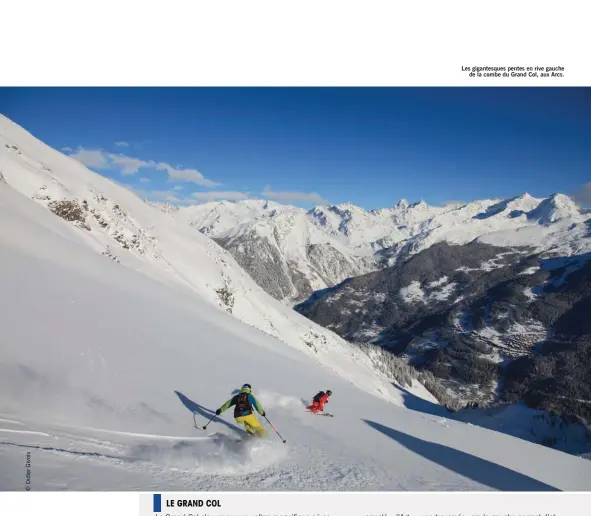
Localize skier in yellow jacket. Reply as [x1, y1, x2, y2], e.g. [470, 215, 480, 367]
[216, 384, 267, 438]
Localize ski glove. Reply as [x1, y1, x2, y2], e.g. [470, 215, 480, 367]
[261, 411, 265, 417]
[215, 409, 221, 415]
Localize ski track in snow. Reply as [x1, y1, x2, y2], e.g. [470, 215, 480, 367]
[0, 416, 388, 490]
[0, 428, 52, 437]
[0, 418, 24, 425]
[0, 417, 286, 475]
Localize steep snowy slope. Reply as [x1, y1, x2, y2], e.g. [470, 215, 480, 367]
[1, 181, 591, 491]
[0, 113, 404, 403]
[166, 192, 590, 304]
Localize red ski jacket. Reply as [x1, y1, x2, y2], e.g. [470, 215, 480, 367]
[314, 393, 329, 405]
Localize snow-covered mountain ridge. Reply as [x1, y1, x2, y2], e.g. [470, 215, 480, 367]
[162, 188, 590, 303]
[0, 113, 405, 404]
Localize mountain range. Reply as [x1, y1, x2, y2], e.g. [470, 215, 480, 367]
[162, 191, 590, 305]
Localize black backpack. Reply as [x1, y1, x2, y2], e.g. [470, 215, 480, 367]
[234, 392, 252, 417]
[313, 391, 325, 403]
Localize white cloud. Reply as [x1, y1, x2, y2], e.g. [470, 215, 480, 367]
[173, 185, 184, 191]
[571, 183, 591, 208]
[261, 186, 327, 205]
[156, 162, 221, 187]
[139, 177, 151, 184]
[192, 191, 250, 201]
[115, 141, 129, 147]
[69, 148, 110, 169]
[66, 145, 220, 187]
[61, 146, 72, 152]
[108, 153, 154, 175]
[442, 200, 465, 207]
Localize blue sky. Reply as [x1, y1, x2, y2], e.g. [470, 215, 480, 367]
[1, 87, 590, 209]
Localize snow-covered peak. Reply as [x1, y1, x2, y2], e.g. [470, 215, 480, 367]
[411, 199, 430, 209]
[527, 193, 582, 225]
[236, 198, 284, 211]
[180, 198, 287, 217]
[504, 192, 540, 211]
[326, 202, 367, 217]
[512, 192, 541, 205]
[471, 193, 543, 221]
[150, 201, 180, 213]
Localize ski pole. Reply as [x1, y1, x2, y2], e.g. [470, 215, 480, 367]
[199, 412, 217, 430]
[264, 415, 286, 443]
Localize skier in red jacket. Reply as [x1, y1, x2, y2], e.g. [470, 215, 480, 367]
[307, 390, 332, 414]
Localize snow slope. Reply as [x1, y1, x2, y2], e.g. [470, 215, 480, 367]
[0, 113, 404, 404]
[1, 181, 591, 491]
[455, 403, 591, 457]
[166, 192, 590, 303]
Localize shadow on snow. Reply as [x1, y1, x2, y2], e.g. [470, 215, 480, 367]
[363, 419, 560, 491]
[392, 383, 449, 418]
[174, 390, 244, 437]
